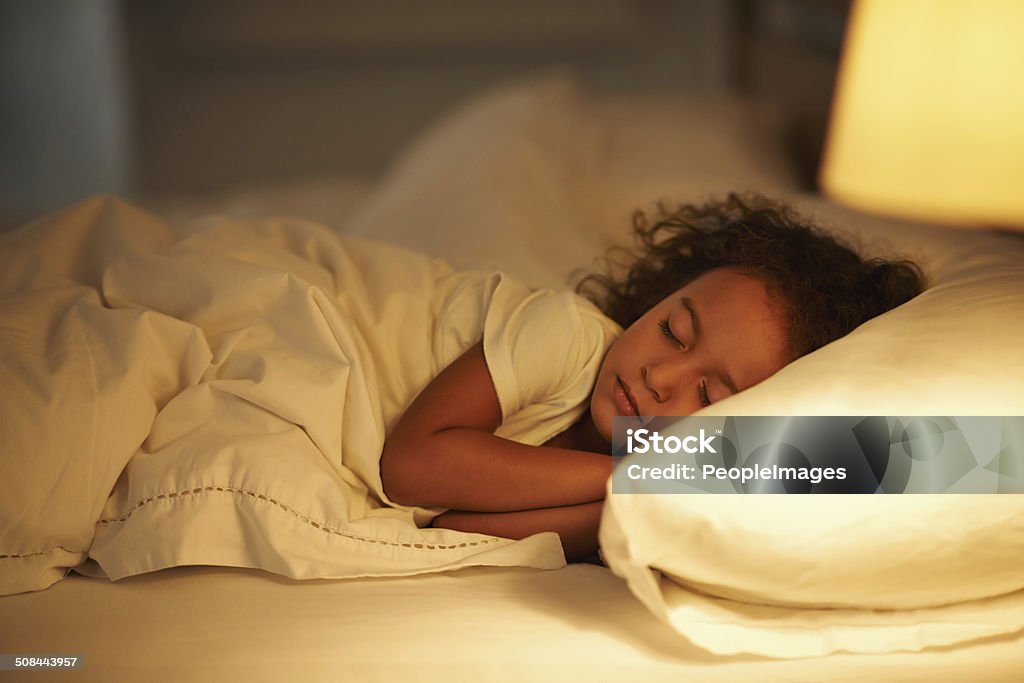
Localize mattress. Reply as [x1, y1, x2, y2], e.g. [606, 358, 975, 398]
[2, 565, 1023, 683]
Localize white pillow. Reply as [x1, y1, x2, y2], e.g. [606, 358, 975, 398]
[346, 72, 802, 286]
[346, 72, 603, 289]
[599, 197, 1024, 655]
[580, 91, 801, 246]
[600, 493, 1024, 657]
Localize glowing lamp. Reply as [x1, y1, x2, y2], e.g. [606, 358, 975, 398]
[820, 0, 1024, 230]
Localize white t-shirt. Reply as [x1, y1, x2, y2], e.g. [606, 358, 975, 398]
[480, 279, 622, 445]
[338, 236, 622, 446]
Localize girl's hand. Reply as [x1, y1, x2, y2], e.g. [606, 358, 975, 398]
[431, 501, 604, 562]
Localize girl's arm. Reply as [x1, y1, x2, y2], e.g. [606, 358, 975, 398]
[380, 342, 612, 513]
[430, 502, 603, 562]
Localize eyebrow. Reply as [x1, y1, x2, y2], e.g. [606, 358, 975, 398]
[680, 296, 701, 340]
[680, 295, 739, 395]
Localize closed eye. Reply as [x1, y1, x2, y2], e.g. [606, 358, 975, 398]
[698, 380, 711, 407]
[658, 318, 683, 348]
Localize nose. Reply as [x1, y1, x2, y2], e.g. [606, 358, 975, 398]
[642, 362, 674, 404]
[643, 356, 700, 412]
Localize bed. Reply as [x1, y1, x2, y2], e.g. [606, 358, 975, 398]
[2, 74, 1023, 682]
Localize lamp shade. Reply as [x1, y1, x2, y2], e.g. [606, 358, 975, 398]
[820, 0, 1024, 229]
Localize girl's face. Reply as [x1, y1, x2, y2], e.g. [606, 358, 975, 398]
[589, 267, 794, 442]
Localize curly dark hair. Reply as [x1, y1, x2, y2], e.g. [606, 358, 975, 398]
[576, 193, 925, 358]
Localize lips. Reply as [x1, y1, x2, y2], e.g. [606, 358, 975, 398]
[614, 377, 640, 416]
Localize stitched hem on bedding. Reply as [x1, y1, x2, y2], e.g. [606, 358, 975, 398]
[97, 485, 501, 551]
[0, 546, 87, 559]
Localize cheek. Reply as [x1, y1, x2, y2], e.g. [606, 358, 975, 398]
[592, 409, 613, 444]
[590, 375, 610, 418]
[588, 377, 614, 440]
[594, 339, 622, 394]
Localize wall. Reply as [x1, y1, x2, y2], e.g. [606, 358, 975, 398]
[121, 0, 736, 195]
[0, 0, 849, 226]
[0, 0, 132, 227]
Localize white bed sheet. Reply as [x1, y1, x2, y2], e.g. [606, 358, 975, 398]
[2, 564, 1023, 682]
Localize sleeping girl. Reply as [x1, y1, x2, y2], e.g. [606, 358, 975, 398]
[380, 192, 923, 561]
[0, 191, 923, 594]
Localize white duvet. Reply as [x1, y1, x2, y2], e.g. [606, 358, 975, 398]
[0, 196, 564, 596]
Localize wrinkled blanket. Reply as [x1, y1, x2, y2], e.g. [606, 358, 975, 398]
[0, 197, 563, 595]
